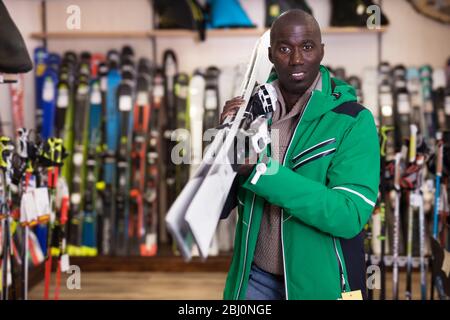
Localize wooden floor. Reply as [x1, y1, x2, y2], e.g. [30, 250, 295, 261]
[28, 271, 432, 300]
[29, 272, 228, 300]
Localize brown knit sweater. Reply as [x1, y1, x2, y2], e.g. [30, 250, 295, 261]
[253, 73, 322, 275]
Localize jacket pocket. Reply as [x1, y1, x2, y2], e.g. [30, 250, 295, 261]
[292, 148, 336, 170]
[291, 138, 336, 163]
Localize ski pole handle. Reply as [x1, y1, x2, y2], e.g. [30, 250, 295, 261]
[409, 124, 417, 163]
[380, 126, 394, 157]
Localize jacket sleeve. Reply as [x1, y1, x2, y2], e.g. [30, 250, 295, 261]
[220, 175, 239, 219]
[241, 110, 380, 239]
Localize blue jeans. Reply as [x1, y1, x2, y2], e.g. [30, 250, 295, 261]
[246, 264, 286, 300]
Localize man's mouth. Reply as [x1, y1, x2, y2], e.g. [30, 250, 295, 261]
[291, 72, 306, 80]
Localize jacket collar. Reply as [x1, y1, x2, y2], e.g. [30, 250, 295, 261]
[301, 65, 357, 122]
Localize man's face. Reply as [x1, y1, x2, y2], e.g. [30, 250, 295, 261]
[269, 23, 324, 95]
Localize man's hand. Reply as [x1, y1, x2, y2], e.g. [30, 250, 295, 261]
[237, 157, 256, 177]
[220, 96, 255, 177]
[220, 96, 245, 124]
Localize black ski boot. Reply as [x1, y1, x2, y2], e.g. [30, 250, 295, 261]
[330, 0, 389, 27]
[265, 0, 313, 27]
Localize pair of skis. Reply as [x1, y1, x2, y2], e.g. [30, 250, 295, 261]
[165, 30, 275, 261]
[115, 47, 136, 256]
[100, 50, 121, 255]
[130, 58, 158, 256]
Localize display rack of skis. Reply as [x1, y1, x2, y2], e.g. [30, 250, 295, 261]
[0, 129, 69, 300]
[30, 46, 165, 259]
[29, 45, 238, 260]
[5, 43, 450, 300]
[365, 61, 450, 300]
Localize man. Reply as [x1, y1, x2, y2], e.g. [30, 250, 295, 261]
[220, 9, 380, 300]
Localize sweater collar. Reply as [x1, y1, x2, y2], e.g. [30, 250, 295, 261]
[271, 72, 321, 123]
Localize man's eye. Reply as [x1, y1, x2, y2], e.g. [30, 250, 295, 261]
[304, 44, 313, 50]
[280, 47, 291, 53]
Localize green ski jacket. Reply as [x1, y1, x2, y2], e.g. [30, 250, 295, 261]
[223, 65, 380, 300]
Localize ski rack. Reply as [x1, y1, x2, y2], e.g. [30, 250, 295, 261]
[366, 254, 430, 268]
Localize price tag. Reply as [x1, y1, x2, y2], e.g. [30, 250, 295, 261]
[21, 192, 35, 225]
[71, 193, 81, 205]
[205, 90, 218, 110]
[397, 94, 410, 114]
[57, 87, 69, 108]
[73, 152, 84, 166]
[61, 254, 70, 272]
[381, 105, 393, 117]
[341, 290, 363, 300]
[34, 188, 50, 221]
[146, 233, 157, 247]
[153, 85, 164, 98]
[43, 78, 55, 102]
[356, 4, 365, 15]
[410, 194, 422, 207]
[90, 87, 101, 105]
[100, 77, 107, 92]
[137, 92, 148, 106]
[119, 95, 132, 111]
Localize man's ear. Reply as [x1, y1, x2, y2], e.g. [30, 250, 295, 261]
[268, 47, 273, 63]
[320, 43, 325, 61]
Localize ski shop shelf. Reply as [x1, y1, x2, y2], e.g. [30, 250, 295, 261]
[68, 255, 232, 272]
[367, 254, 430, 270]
[64, 244, 231, 272]
[30, 31, 151, 39]
[40, 244, 230, 272]
[30, 27, 387, 40]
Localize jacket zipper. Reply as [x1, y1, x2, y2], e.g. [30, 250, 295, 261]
[333, 237, 347, 293]
[280, 92, 314, 300]
[235, 194, 256, 299]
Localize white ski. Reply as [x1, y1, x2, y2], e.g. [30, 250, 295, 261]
[166, 30, 273, 261]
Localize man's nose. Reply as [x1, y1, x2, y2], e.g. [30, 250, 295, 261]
[290, 48, 304, 65]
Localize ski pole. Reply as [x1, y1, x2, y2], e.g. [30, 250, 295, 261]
[433, 132, 443, 239]
[392, 152, 402, 300]
[416, 154, 427, 300]
[0, 136, 15, 300]
[55, 181, 69, 300]
[41, 137, 65, 300]
[405, 124, 417, 300]
[431, 132, 443, 299]
[379, 125, 394, 300]
[441, 184, 449, 249]
[16, 128, 33, 300]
